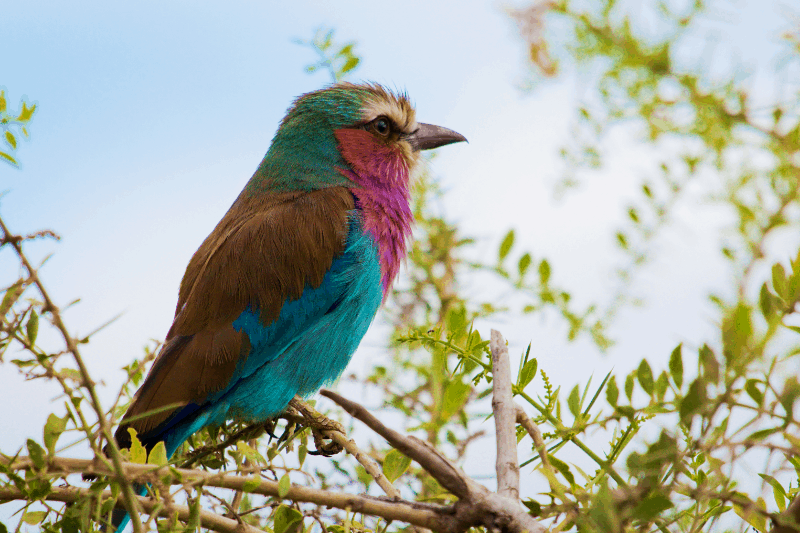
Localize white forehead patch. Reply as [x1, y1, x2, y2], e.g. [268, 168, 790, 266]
[361, 89, 417, 134]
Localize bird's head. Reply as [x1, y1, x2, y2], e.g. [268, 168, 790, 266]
[250, 82, 466, 193]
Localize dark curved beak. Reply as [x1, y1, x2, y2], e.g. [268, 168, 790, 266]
[409, 123, 467, 151]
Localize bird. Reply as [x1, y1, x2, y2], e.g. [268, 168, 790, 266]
[109, 82, 466, 530]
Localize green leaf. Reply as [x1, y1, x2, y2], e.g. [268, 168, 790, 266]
[637, 360, 654, 395]
[17, 102, 36, 122]
[22, 511, 46, 525]
[625, 373, 634, 401]
[632, 494, 673, 521]
[242, 476, 260, 493]
[699, 344, 720, 382]
[442, 380, 471, 421]
[773, 263, 788, 298]
[0, 151, 17, 166]
[4, 131, 16, 150]
[745, 379, 763, 406]
[298, 443, 307, 468]
[680, 379, 707, 423]
[278, 474, 291, 498]
[43, 413, 69, 454]
[654, 371, 669, 401]
[548, 455, 575, 485]
[499, 230, 515, 260]
[340, 56, 360, 75]
[538, 259, 551, 284]
[26, 439, 46, 470]
[759, 283, 775, 319]
[518, 358, 538, 390]
[148, 441, 168, 465]
[0, 280, 24, 317]
[382, 449, 412, 482]
[567, 384, 581, 417]
[0, 521, 7, 533]
[606, 376, 619, 406]
[669, 344, 683, 389]
[522, 498, 541, 516]
[273, 504, 303, 533]
[518, 253, 532, 277]
[0, 90, 6, 113]
[128, 428, 146, 464]
[26, 310, 39, 345]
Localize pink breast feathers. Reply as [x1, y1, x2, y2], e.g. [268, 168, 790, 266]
[334, 128, 415, 295]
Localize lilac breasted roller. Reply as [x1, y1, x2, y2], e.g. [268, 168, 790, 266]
[110, 82, 465, 530]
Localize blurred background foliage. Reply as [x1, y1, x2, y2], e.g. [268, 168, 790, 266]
[2, 0, 800, 532]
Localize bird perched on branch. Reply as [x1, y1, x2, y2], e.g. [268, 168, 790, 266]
[110, 82, 465, 530]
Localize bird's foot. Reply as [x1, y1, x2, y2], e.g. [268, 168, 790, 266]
[287, 397, 345, 456]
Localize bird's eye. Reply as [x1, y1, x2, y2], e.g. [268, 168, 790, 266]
[371, 117, 391, 137]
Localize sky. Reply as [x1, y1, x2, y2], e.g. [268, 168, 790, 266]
[1, 0, 797, 515]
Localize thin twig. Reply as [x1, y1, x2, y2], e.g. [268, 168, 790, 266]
[0, 215, 144, 533]
[490, 329, 520, 500]
[515, 405, 551, 472]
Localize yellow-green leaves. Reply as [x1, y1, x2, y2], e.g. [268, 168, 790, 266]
[668, 344, 683, 389]
[0, 90, 36, 168]
[498, 229, 515, 261]
[43, 413, 69, 454]
[25, 310, 38, 345]
[278, 474, 291, 498]
[382, 449, 411, 482]
[127, 428, 147, 464]
[272, 505, 303, 533]
[148, 441, 168, 466]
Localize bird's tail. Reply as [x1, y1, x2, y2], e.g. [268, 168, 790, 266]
[108, 483, 148, 533]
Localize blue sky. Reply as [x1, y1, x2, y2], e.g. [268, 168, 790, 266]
[1, 0, 796, 505]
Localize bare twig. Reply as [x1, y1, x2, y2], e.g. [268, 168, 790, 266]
[0, 215, 144, 533]
[515, 405, 551, 472]
[490, 329, 520, 500]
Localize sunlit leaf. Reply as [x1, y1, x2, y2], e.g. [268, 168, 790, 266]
[382, 449, 411, 482]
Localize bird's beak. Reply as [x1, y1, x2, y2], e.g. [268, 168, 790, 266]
[409, 123, 467, 151]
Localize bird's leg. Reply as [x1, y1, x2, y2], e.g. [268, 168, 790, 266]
[288, 397, 345, 457]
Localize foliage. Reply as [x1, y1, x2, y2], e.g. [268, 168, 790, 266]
[2, 5, 800, 533]
[0, 89, 36, 167]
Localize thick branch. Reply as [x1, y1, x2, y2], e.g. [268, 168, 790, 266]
[490, 329, 520, 500]
[6, 456, 455, 532]
[320, 389, 547, 533]
[0, 485, 260, 533]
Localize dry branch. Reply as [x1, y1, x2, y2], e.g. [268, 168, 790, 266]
[320, 388, 546, 533]
[490, 329, 520, 500]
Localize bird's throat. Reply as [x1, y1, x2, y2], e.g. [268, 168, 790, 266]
[334, 129, 414, 295]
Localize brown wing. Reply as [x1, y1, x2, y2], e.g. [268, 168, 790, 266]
[116, 187, 354, 446]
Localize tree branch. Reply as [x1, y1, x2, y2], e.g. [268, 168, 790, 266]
[490, 329, 520, 500]
[0, 485, 261, 533]
[289, 397, 402, 499]
[5, 456, 456, 532]
[320, 388, 547, 533]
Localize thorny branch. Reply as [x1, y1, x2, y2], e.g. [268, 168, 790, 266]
[0, 215, 145, 533]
